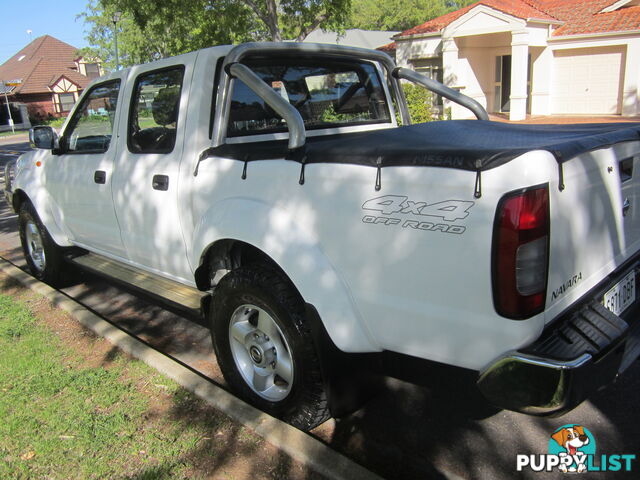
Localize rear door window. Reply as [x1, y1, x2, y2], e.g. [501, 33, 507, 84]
[128, 66, 185, 154]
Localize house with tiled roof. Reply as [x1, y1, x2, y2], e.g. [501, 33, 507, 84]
[0, 35, 102, 128]
[394, 0, 640, 120]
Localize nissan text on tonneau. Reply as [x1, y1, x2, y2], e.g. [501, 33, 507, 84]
[6, 42, 640, 430]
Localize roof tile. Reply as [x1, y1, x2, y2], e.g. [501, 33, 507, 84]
[399, 0, 557, 37]
[0, 35, 92, 95]
[398, 0, 640, 38]
[377, 41, 397, 52]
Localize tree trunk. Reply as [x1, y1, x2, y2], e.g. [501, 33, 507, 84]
[296, 13, 329, 42]
[265, 0, 281, 41]
[242, 0, 282, 41]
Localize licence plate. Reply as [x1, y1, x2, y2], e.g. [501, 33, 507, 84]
[603, 271, 636, 316]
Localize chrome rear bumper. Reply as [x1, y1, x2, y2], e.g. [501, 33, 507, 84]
[478, 263, 640, 416]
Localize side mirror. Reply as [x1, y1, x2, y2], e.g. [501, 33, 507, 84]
[29, 126, 59, 150]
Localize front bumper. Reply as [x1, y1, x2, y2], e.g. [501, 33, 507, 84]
[478, 261, 640, 416]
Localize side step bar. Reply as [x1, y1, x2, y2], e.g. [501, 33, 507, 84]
[68, 252, 208, 316]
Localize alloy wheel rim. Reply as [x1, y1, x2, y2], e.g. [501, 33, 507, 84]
[228, 304, 294, 401]
[25, 220, 46, 272]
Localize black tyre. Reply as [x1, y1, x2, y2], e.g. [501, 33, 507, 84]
[18, 202, 67, 286]
[210, 265, 330, 431]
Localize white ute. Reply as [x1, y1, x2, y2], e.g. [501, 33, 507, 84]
[6, 42, 640, 430]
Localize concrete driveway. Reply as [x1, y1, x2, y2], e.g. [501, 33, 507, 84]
[1, 136, 638, 480]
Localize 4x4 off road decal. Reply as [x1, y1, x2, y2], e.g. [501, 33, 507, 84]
[361, 195, 474, 235]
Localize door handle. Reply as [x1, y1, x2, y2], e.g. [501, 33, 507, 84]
[94, 170, 106, 184]
[152, 174, 169, 191]
[623, 198, 631, 217]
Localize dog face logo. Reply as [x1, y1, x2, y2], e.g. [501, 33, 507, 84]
[549, 425, 596, 473]
[552, 426, 590, 456]
[518, 424, 634, 473]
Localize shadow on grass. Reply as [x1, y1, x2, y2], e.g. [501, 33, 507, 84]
[76, 331, 321, 480]
[120, 372, 323, 480]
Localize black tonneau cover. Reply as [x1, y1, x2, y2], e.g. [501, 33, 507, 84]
[211, 120, 640, 171]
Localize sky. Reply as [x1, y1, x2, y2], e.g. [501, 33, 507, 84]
[0, 0, 90, 64]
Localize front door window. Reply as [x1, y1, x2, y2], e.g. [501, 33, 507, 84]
[64, 81, 120, 153]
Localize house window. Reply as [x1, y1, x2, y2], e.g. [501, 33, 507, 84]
[494, 55, 512, 113]
[84, 63, 100, 79]
[57, 93, 76, 113]
[494, 54, 531, 114]
[412, 58, 444, 107]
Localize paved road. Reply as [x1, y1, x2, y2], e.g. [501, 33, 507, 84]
[1, 141, 638, 480]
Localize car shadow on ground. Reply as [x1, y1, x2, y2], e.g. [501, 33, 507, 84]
[325, 359, 640, 480]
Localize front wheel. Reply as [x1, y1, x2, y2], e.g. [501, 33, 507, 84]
[18, 202, 67, 286]
[210, 265, 330, 431]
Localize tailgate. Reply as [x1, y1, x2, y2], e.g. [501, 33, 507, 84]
[546, 140, 640, 323]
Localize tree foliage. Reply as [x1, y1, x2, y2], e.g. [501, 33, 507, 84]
[80, 0, 352, 70]
[79, 0, 260, 70]
[242, 0, 352, 41]
[349, 0, 476, 31]
[403, 84, 434, 123]
[80, 0, 477, 70]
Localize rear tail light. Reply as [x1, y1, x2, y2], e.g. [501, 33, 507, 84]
[492, 185, 549, 319]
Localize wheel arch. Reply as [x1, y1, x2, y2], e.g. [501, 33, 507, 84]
[12, 188, 29, 213]
[194, 238, 278, 290]
[13, 188, 72, 247]
[194, 235, 379, 353]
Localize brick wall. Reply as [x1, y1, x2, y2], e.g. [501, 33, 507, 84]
[15, 93, 59, 122]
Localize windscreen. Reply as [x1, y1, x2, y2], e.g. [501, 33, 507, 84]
[227, 56, 391, 137]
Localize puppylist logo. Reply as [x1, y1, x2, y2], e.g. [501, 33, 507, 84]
[516, 424, 636, 473]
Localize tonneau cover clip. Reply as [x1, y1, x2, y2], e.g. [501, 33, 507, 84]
[474, 159, 482, 198]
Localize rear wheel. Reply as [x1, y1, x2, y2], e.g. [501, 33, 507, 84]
[210, 265, 330, 431]
[18, 202, 66, 286]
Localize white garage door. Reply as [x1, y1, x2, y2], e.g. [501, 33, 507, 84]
[551, 46, 625, 115]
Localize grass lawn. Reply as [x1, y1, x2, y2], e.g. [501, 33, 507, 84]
[0, 276, 321, 479]
[138, 116, 160, 129]
[0, 131, 27, 138]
